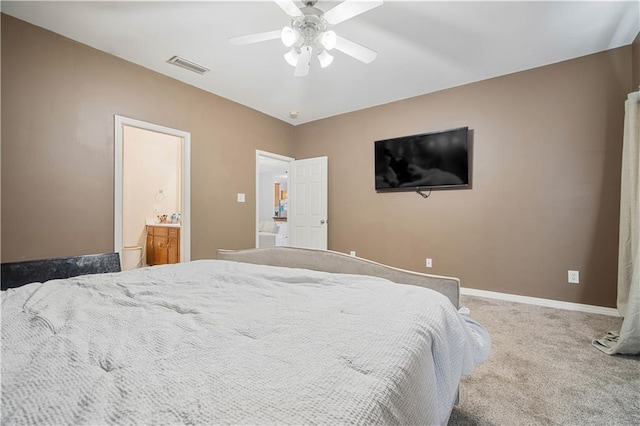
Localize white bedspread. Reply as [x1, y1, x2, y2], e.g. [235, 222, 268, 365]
[1, 260, 488, 425]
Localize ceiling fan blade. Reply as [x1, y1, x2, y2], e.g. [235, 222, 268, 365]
[335, 36, 377, 64]
[229, 30, 281, 46]
[274, 0, 304, 18]
[294, 46, 312, 77]
[323, 0, 383, 25]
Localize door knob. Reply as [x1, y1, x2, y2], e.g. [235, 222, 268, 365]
[320, 219, 327, 225]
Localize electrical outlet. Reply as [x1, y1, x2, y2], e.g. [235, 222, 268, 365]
[568, 270, 579, 284]
[426, 258, 433, 268]
[349, 251, 356, 257]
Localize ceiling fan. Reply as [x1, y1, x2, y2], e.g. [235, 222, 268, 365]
[230, 0, 383, 77]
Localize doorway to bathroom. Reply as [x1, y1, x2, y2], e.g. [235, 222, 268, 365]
[114, 116, 191, 269]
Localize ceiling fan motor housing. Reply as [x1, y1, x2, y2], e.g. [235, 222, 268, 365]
[291, 6, 330, 53]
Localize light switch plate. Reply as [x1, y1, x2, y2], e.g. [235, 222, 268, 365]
[568, 270, 579, 284]
[237, 193, 245, 203]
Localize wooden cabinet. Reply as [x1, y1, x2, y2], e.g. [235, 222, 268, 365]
[274, 183, 287, 218]
[146, 226, 180, 266]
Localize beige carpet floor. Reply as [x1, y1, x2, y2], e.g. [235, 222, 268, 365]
[448, 295, 640, 425]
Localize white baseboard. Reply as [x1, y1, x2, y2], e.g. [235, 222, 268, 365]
[460, 287, 620, 317]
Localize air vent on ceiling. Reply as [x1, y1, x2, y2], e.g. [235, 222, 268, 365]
[167, 55, 211, 75]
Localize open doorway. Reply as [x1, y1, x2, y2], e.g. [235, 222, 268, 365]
[256, 150, 293, 248]
[255, 151, 329, 250]
[115, 116, 191, 268]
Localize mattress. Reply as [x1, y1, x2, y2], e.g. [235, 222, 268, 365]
[1, 259, 488, 425]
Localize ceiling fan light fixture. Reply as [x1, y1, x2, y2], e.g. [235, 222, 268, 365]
[281, 26, 299, 47]
[284, 48, 300, 67]
[231, 0, 381, 77]
[320, 30, 337, 50]
[317, 49, 333, 68]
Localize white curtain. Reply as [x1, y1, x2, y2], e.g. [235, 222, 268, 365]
[593, 90, 640, 355]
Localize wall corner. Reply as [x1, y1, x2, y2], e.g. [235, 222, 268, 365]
[632, 31, 640, 90]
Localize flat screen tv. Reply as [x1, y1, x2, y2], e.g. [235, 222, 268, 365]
[375, 127, 470, 191]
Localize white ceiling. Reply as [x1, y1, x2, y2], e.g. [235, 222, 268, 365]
[3, 1, 639, 125]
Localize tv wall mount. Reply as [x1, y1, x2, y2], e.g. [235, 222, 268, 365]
[416, 188, 432, 198]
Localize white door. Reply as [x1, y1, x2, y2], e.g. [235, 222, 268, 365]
[289, 156, 328, 249]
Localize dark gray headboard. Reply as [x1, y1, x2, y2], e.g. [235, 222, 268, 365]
[1, 253, 121, 290]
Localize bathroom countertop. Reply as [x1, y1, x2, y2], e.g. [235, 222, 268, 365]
[147, 223, 181, 228]
[146, 219, 181, 228]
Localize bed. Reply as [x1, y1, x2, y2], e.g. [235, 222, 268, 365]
[1, 248, 489, 425]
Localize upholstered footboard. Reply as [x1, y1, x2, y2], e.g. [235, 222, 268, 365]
[216, 247, 460, 308]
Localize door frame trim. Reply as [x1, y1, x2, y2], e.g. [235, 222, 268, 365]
[114, 115, 191, 262]
[255, 150, 294, 248]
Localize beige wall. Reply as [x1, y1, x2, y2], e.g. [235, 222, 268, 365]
[123, 126, 181, 248]
[293, 47, 632, 307]
[633, 32, 639, 89]
[1, 14, 294, 262]
[0, 14, 3, 262]
[1, 13, 635, 307]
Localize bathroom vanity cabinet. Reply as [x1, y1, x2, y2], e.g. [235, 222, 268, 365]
[146, 225, 180, 265]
